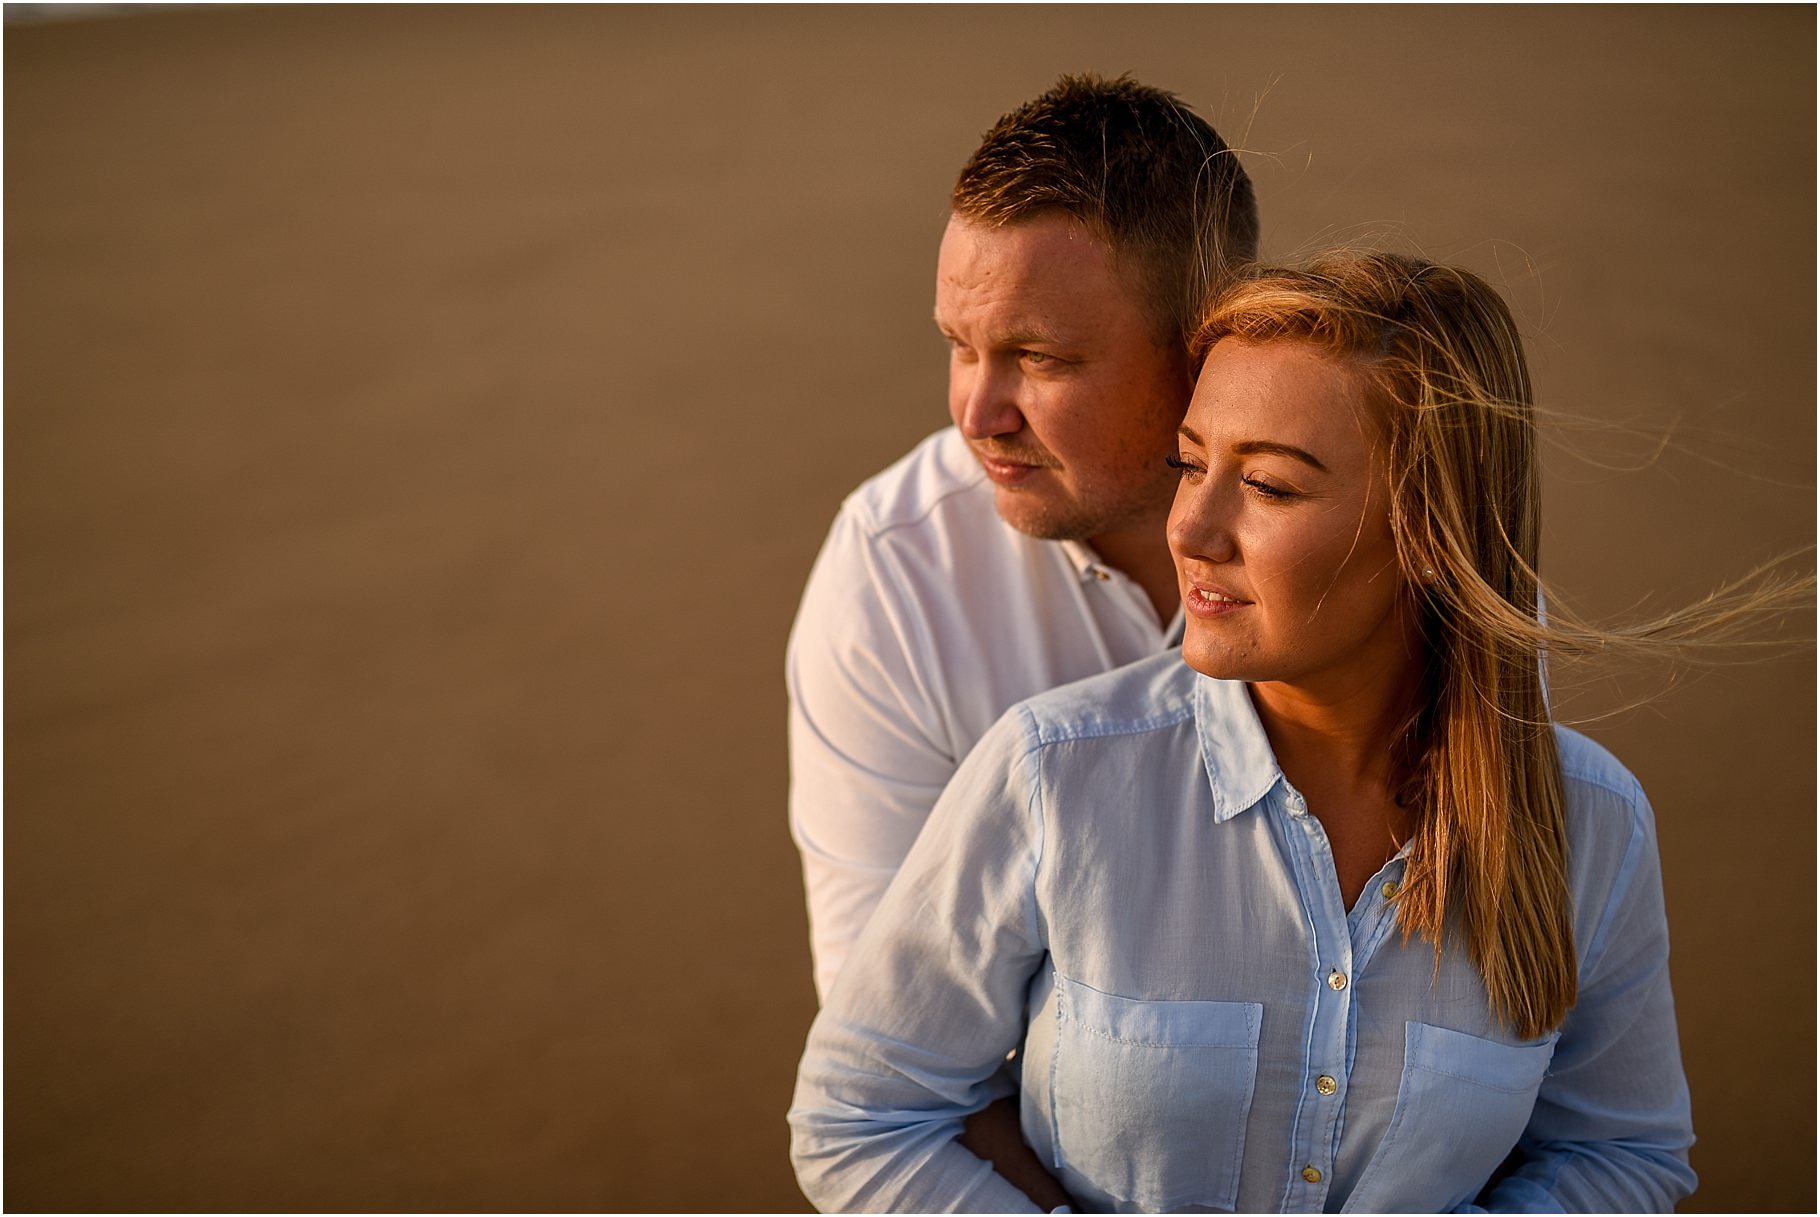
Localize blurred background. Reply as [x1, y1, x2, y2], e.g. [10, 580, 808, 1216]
[5, 4, 1812, 1212]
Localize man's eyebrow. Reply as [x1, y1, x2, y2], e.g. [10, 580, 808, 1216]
[1177, 425, 1329, 473]
[929, 314, 1063, 347]
[998, 327, 1063, 347]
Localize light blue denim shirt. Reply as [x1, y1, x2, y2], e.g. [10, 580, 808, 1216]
[789, 653, 1695, 1213]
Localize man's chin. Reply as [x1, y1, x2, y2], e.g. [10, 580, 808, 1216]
[991, 488, 1096, 543]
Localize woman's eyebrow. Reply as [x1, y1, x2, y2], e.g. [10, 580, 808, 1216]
[1177, 426, 1330, 473]
[1233, 439, 1329, 473]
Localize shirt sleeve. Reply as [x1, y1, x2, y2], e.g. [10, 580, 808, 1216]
[1470, 780, 1698, 1213]
[788, 705, 1049, 1213]
[787, 504, 959, 1001]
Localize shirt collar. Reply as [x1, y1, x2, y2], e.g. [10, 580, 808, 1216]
[1192, 674, 1285, 823]
[1057, 539, 1105, 581]
[1059, 543, 1186, 640]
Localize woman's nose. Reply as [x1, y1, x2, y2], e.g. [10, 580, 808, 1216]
[1168, 486, 1239, 564]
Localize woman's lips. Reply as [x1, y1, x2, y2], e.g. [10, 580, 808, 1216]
[1183, 583, 1252, 617]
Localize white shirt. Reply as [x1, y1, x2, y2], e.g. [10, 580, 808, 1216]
[789, 654, 1696, 1213]
[787, 427, 1183, 999]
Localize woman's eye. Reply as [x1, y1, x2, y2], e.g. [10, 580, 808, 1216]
[1243, 475, 1295, 500]
[1165, 455, 1203, 479]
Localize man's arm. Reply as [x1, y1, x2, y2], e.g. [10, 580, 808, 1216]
[960, 1097, 1075, 1212]
[787, 505, 957, 1000]
[788, 507, 1071, 1208]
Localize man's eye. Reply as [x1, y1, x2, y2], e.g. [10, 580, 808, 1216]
[1020, 350, 1052, 365]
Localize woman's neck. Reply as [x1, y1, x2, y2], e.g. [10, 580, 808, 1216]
[1249, 657, 1426, 907]
[1246, 627, 1427, 809]
[1249, 679, 1412, 793]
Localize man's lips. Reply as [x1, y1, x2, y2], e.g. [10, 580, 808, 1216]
[972, 446, 1056, 484]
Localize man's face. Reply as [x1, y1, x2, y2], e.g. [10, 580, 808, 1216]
[934, 213, 1192, 546]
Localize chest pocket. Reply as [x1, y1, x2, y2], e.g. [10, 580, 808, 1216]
[1342, 1020, 1558, 1213]
[1049, 975, 1261, 1212]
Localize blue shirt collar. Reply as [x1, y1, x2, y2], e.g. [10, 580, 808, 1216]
[1192, 674, 1285, 823]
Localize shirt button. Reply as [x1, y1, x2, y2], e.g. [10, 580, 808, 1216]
[1315, 1074, 1338, 1096]
[1381, 881, 1398, 899]
[1301, 1165, 1323, 1184]
[1327, 970, 1348, 991]
[1092, 568, 1110, 582]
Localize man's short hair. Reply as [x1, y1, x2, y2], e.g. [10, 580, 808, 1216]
[951, 73, 1260, 344]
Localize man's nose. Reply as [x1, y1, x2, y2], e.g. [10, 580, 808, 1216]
[953, 361, 1024, 440]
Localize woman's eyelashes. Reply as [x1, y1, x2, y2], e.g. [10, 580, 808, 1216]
[1166, 455, 1300, 501]
[1242, 474, 1297, 500]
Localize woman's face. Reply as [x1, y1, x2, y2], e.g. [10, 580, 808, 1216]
[1167, 337, 1420, 696]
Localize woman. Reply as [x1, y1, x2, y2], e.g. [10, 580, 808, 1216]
[789, 253, 1699, 1213]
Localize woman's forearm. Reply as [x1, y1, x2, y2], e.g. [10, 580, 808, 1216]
[788, 707, 1054, 1211]
[789, 1012, 1045, 1212]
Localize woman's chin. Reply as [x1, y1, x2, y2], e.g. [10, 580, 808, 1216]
[1180, 640, 1264, 683]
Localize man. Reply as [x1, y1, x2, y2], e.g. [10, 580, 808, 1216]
[790, 72, 1258, 997]
[786, 74, 1258, 1202]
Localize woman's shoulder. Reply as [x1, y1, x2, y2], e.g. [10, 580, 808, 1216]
[1552, 724, 1649, 820]
[1008, 651, 1199, 747]
[1551, 724, 1663, 921]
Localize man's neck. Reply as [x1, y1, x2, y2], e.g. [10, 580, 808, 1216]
[1085, 517, 1180, 626]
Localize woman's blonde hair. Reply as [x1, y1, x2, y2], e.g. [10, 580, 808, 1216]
[1196, 252, 1808, 1035]
[1193, 252, 1576, 1038]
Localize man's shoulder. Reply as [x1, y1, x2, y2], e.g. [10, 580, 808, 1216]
[795, 426, 1041, 663]
[839, 427, 993, 540]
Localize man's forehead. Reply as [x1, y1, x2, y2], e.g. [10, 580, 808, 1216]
[934, 212, 1157, 339]
[936, 213, 1110, 277]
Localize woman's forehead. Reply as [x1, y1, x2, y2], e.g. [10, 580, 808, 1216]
[1188, 338, 1381, 465]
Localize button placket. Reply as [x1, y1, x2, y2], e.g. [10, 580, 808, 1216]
[1300, 952, 1352, 1204]
[1280, 798, 1351, 1211]
[1299, 856, 1405, 1207]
